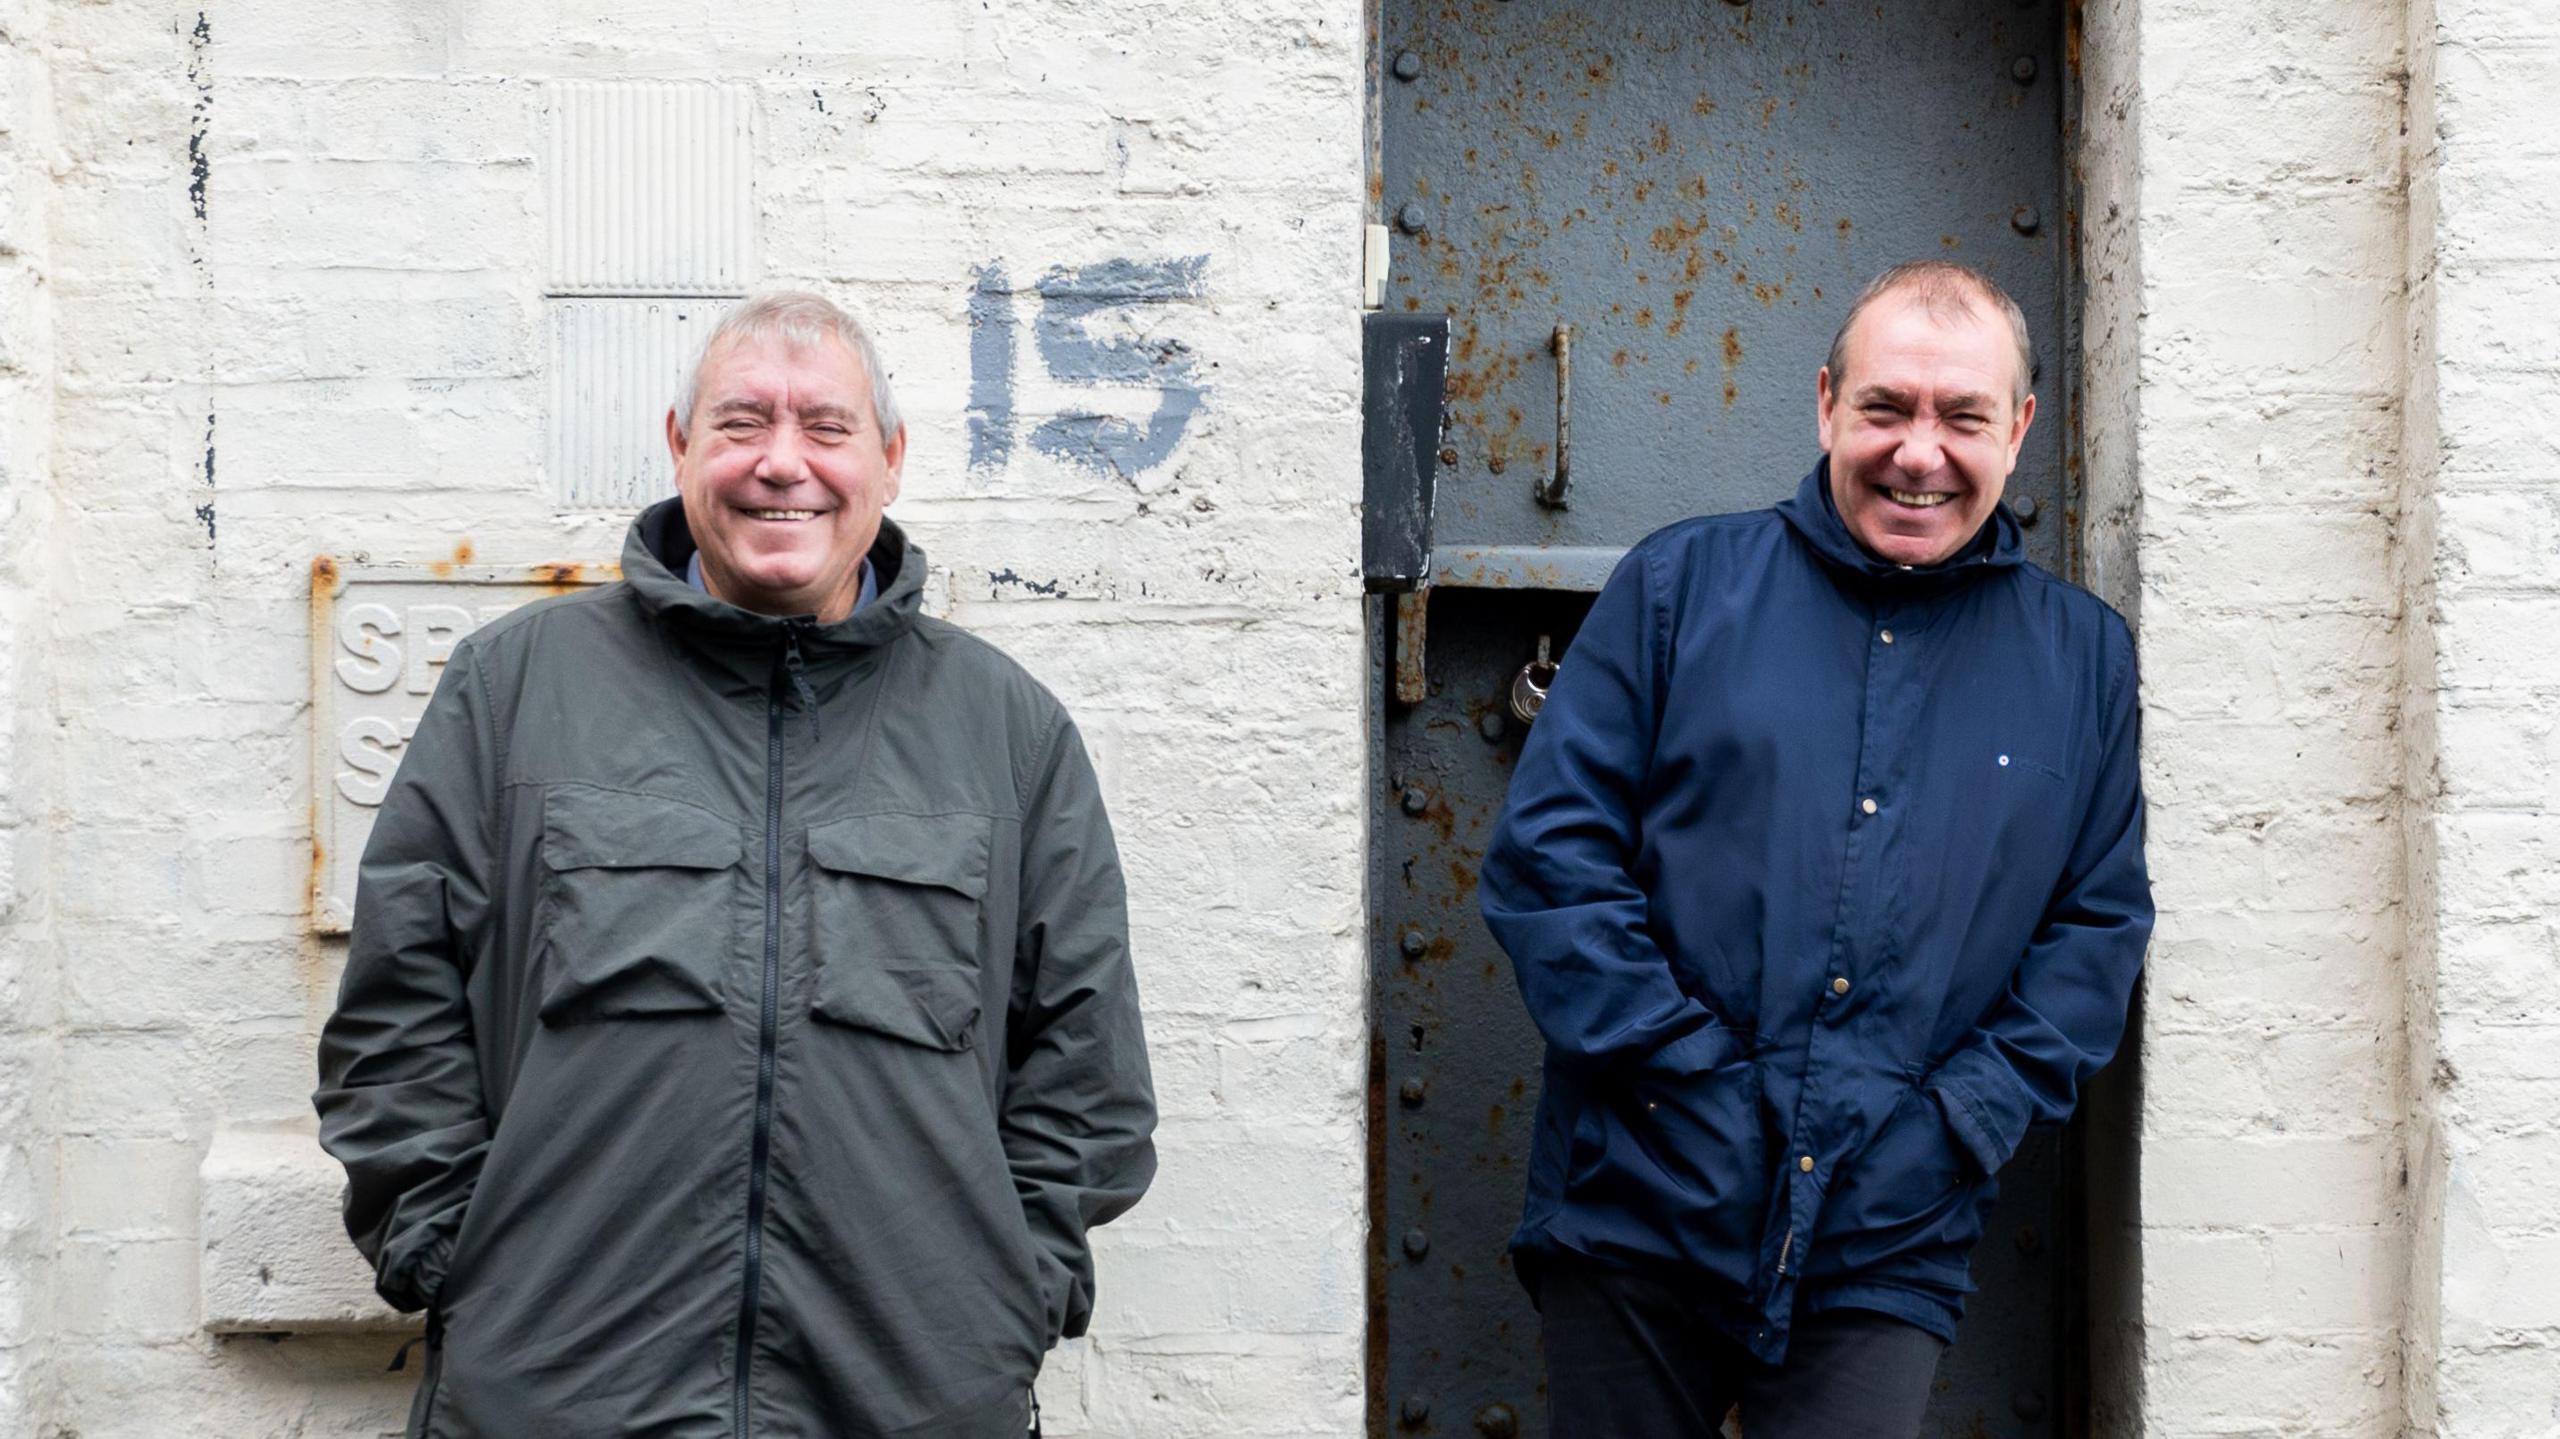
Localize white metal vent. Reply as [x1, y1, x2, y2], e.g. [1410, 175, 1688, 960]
[545, 81, 754, 296]
[547, 298, 736, 509]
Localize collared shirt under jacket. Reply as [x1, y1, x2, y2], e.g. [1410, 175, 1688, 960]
[315, 502, 1157, 1438]
[1480, 463, 2152, 1361]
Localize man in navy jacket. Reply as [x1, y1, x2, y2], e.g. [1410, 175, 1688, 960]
[1480, 261, 2152, 1437]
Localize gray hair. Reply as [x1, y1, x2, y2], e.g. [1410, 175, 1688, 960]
[1824, 261, 2034, 410]
[672, 289, 902, 441]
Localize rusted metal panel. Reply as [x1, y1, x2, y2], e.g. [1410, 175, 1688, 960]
[308, 557, 617, 935]
[1375, 588, 1597, 1439]
[1430, 543, 1623, 592]
[1379, 0, 2068, 571]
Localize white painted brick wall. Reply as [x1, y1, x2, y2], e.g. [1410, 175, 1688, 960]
[0, 0, 57, 1432]
[2099, 1, 2421, 1433]
[2406, 0, 2560, 1432]
[19, 1, 1365, 1435]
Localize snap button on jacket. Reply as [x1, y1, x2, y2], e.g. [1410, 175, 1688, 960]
[316, 503, 1158, 1438]
[1482, 464, 2151, 1362]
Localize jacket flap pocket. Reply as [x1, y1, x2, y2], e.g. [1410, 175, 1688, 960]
[812, 964, 983, 1052]
[806, 813, 991, 899]
[543, 788, 743, 872]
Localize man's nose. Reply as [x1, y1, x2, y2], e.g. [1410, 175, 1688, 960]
[753, 425, 814, 482]
[1894, 424, 1945, 476]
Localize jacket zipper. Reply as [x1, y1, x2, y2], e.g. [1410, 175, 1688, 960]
[406, 1305, 445, 1438]
[733, 634, 794, 1438]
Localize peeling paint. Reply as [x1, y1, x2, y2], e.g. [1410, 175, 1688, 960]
[987, 568, 1068, 598]
[196, 403, 216, 542]
[185, 13, 210, 224]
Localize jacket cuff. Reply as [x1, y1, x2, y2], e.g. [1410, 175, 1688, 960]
[1926, 1050, 2031, 1179]
[1640, 1023, 1743, 1079]
[374, 1228, 456, 1315]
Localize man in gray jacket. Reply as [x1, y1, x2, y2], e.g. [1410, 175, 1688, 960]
[315, 291, 1157, 1439]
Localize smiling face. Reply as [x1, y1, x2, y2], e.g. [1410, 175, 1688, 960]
[1816, 289, 2035, 567]
[667, 330, 906, 623]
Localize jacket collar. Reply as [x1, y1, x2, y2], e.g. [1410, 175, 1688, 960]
[623, 497, 927, 657]
[1774, 457, 2024, 597]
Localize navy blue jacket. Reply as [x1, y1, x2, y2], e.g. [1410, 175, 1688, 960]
[1481, 463, 2151, 1360]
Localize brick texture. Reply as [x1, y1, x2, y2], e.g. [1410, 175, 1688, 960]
[0, 0, 59, 1431]
[2091, 0, 2421, 1432]
[2404, 0, 2560, 1433]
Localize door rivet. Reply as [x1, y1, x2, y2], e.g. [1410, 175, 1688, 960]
[1404, 1227, 1431, 1260]
[1402, 786, 1430, 815]
[2012, 494, 2041, 524]
[2011, 55, 2038, 84]
[1393, 50, 1424, 82]
[1401, 1077, 1428, 1106]
[1477, 1403, 1521, 1438]
[2014, 1390, 2049, 1423]
[1401, 929, 1429, 959]
[1438, 445, 1459, 467]
[1397, 203, 1429, 235]
[1478, 710, 1507, 742]
[2011, 204, 2042, 235]
[1402, 1396, 1431, 1426]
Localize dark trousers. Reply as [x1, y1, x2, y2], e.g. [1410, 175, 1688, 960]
[1540, 1258, 1946, 1439]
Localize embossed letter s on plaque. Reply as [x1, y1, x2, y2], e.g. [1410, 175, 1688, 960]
[308, 560, 613, 934]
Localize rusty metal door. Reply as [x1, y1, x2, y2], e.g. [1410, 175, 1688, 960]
[1365, 3, 2078, 1437]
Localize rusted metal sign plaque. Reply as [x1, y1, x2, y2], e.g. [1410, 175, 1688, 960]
[308, 559, 616, 934]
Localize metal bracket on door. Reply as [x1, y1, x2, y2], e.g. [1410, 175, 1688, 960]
[1531, 323, 1572, 510]
[1362, 313, 1452, 591]
[1393, 590, 1431, 705]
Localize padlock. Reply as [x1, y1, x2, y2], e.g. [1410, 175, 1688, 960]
[1509, 636, 1557, 724]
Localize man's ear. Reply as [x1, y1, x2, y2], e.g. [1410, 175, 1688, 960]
[1815, 366, 1839, 454]
[881, 424, 907, 507]
[2006, 392, 2037, 467]
[666, 408, 689, 469]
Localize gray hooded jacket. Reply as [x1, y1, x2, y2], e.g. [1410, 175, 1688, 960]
[315, 501, 1157, 1438]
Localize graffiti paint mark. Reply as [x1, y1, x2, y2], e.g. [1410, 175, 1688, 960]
[967, 255, 1211, 481]
[186, 13, 211, 224]
[196, 403, 216, 543]
[1027, 255, 1209, 479]
[988, 568, 1068, 598]
[967, 263, 1017, 471]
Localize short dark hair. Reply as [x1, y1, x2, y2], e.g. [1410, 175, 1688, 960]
[1824, 261, 2034, 409]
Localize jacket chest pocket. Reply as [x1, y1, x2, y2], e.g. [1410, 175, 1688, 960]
[534, 788, 745, 1027]
[805, 813, 992, 1052]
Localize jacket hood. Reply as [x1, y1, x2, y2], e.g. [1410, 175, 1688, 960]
[1775, 458, 2025, 596]
[623, 496, 927, 654]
